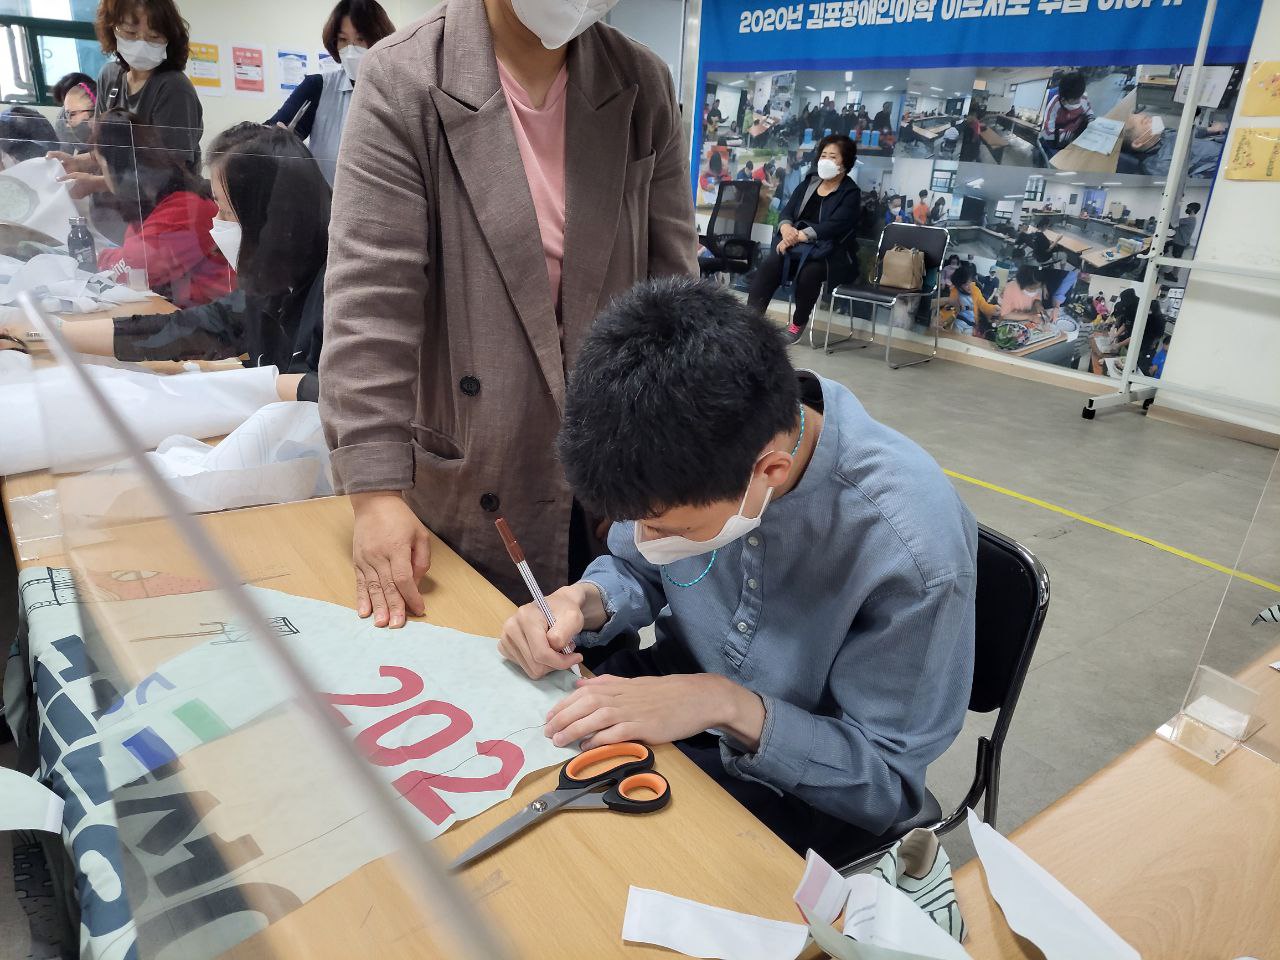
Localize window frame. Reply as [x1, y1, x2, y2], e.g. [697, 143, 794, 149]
[1024, 175, 1046, 202]
[0, 14, 99, 105]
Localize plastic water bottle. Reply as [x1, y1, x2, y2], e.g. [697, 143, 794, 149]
[67, 216, 96, 273]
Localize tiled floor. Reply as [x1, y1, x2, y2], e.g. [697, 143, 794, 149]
[792, 341, 1279, 866]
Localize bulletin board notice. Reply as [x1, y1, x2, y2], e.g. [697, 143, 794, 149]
[187, 42, 222, 95]
[1225, 127, 1280, 181]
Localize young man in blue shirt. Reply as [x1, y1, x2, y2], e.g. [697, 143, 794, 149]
[500, 278, 978, 859]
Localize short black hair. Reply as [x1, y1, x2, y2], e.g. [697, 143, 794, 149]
[323, 0, 396, 61]
[814, 133, 856, 171]
[952, 263, 975, 287]
[919, 189, 928, 199]
[1015, 264, 1040, 288]
[52, 72, 96, 105]
[558, 278, 800, 520]
[1058, 71, 1087, 101]
[0, 107, 58, 161]
[1186, 202, 1201, 214]
[209, 124, 331, 296]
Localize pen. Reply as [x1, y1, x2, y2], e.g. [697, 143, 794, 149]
[495, 518, 581, 677]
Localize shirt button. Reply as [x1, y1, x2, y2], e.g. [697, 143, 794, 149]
[736, 621, 748, 633]
[479, 493, 500, 512]
[748, 578, 758, 590]
[747, 536, 760, 547]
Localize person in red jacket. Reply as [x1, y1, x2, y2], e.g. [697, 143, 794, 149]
[91, 108, 232, 307]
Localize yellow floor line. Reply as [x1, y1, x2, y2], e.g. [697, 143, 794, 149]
[944, 469, 1280, 594]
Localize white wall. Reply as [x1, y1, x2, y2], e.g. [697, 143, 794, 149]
[175, 0, 440, 152]
[1157, 0, 1280, 434]
[606, 0, 685, 83]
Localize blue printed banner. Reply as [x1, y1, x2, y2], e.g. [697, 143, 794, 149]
[698, 0, 1263, 72]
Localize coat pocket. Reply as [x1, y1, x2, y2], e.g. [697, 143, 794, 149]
[409, 422, 464, 462]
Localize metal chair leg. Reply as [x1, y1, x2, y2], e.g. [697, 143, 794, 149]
[886, 295, 939, 369]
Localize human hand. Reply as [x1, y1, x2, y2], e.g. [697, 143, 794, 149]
[780, 223, 800, 244]
[544, 673, 764, 751]
[776, 238, 792, 255]
[46, 150, 75, 166]
[499, 582, 606, 679]
[57, 172, 107, 200]
[350, 491, 431, 627]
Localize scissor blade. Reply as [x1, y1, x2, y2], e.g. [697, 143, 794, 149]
[450, 789, 583, 870]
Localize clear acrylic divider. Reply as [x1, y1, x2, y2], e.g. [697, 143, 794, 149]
[15, 125, 515, 958]
[1158, 448, 1280, 765]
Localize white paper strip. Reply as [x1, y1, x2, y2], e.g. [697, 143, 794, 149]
[0, 766, 64, 833]
[794, 848, 850, 925]
[843, 874, 972, 960]
[622, 886, 809, 960]
[967, 809, 1138, 960]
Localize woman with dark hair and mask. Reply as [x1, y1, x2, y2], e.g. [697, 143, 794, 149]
[3, 124, 331, 403]
[265, 0, 396, 186]
[51, 0, 203, 202]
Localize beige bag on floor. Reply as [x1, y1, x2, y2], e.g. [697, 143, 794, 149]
[880, 245, 926, 290]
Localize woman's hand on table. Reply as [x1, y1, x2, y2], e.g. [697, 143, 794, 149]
[350, 491, 431, 628]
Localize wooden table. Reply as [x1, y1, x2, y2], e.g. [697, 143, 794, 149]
[0, 487, 809, 958]
[979, 126, 1010, 162]
[909, 116, 958, 142]
[955, 648, 1280, 959]
[1051, 91, 1135, 174]
[1052, 232, 1093, 256]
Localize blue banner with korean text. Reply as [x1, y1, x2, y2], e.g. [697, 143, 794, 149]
[692, 0, 1261, 377]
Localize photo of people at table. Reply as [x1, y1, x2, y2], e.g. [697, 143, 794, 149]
[866, 159, 1191, 373]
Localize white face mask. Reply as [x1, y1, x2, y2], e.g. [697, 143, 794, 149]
[339, 44, 367, 82]
[209, 217, 242, 271]
[816, 157, 842, 180]
[115, 33, 168, 71]
[634, 482, 773, 566]
[510, 0, 620, 50]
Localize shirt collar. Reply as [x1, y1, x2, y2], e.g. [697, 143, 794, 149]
[776, 371, 838, 505]
[339, 71, 354, 94]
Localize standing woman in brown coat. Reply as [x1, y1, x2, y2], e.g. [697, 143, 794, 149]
[320, 0, 697, 634]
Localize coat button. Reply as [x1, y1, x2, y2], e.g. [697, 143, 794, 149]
[480, 493, 500, 512]
[459, 375, 481, 396]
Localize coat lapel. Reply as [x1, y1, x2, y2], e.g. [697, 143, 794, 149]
[560, 30, 637, 350]
[437, 0, 564, 408]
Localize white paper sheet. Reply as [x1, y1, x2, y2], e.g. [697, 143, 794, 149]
[622, 886, 809, 960]
[0, 766, 64, 832]
[967, 809, 1138, 960]
[794, 848, 849, 925]
[57, 402, 333, 520]
[0, 157, 81, 244]
[843, 874, 972, 960]
[0, 363, 279, 475]
[1071, 117, 1124, 156]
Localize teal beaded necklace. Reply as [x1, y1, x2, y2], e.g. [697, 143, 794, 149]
[662, 403, 806, 589]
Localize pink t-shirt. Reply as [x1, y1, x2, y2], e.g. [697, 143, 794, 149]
[497, 59, 568, 314]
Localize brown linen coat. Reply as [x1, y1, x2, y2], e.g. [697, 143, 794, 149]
[319, 0, 697, 601]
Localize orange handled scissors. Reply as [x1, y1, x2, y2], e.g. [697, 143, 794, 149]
[451, 741, 671, 870]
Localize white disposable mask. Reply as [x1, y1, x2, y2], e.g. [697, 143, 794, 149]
[511, 0, 620, 50]
[209, 218, 242, 271]
[338, 44, 367, 82]
[115, 33, 168, 71]
[634, 483, 774, 567]
[816, 157, 842, 180]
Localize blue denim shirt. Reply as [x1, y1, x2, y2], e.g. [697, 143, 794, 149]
[577, 373, 977, 834]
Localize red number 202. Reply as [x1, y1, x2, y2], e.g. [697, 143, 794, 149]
[322, 666, 525, 825]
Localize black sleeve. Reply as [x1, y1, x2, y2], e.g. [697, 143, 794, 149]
[265, 75, 323, 140]
[778, 175, 810, 225]
[296, 372, 319, 403]
[112, 293, 248, 362]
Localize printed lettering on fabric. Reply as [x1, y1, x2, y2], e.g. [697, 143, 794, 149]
[19, 567, 578, 960]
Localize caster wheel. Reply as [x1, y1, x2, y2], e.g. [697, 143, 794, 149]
[1081, 406, 1096, 420]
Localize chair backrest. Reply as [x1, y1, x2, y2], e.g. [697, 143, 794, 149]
[706, 180, 762, 241]
[970, 523, 1048, 717]
[876, 222, 951, 271]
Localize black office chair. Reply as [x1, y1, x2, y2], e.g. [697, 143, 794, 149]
[698, 180, 762, 281]
[834, 523, 1050, 873]
[827, 222, 950, 368]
